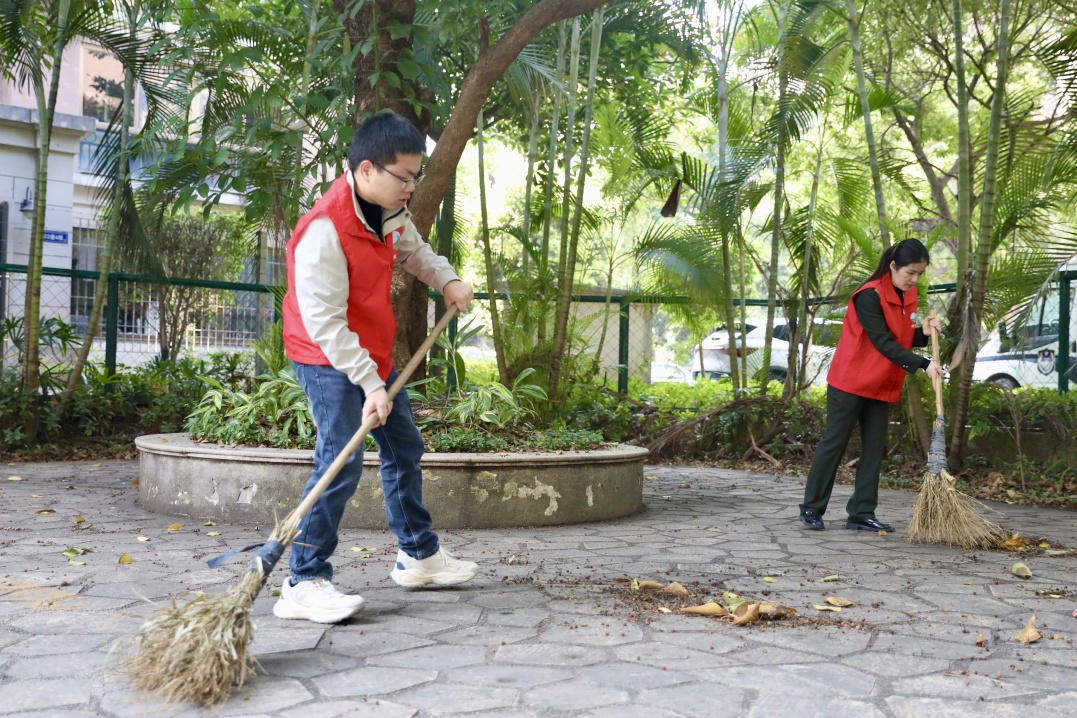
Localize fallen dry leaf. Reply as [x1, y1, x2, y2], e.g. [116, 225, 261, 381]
[136, 536, 151, 542]
[1039, 541, 1050, 549]
[68, 560, 86, 566]
[814, 605, 842, 612]
[507, 555, 519, 565]
[204, 521, 216, 527]
[976, 634, 986, 647]
[657, 606, 672, 614]
[61, 548, 93, 557]
[6, 476, 22, 481]
[877, 530, 887, 536]
[1001, 533, 1028, 551]
[763, 576, 777, 583]
[825, 597, 855, 607]
[1015, 614, 1041, 643]
[759, 602, 798, 619]
[1011, 562, 1032, 579]
[681, 601, 730, 617]
[31, 494, 43, 498]
[820, 575, 841, 583]
[36, 509, 55, 515]
[118, 554, 133, 565]
[74, 516, 85, 524]
[732, 602, 761, 626]
[637, 580, 664, 591]
[207, 531, 220, 537]
[167, 523, 182, 531]
[664, 582, 689, 596]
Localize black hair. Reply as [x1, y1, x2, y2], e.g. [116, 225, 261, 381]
[866, 238, 930, 283]
[347, 112, 425, 173]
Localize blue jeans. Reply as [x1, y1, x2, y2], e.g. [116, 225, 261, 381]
[290, 362, 440, 582]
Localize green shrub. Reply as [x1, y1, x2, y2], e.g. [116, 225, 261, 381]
[186, 367, 314, 449]
[0, 351, 254, 453]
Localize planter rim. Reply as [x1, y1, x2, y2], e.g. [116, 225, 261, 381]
[135, 433, 650, 467]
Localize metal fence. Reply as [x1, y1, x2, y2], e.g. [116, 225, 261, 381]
[0, 262, 1071, 393]
[0, 263, 276, 374]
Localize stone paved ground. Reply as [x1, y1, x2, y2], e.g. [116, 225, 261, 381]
[0, 460, 1075, 717]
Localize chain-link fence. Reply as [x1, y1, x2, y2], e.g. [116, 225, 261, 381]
[0, 263, 277, 373]
[0, 262, 1071, 393]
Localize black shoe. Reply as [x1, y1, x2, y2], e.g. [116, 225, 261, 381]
[800, 510, 825, 530]
[845, 517, 893, 532]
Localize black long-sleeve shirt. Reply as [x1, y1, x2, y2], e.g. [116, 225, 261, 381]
[853, 288, 931, 373]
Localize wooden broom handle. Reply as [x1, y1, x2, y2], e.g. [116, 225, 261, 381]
[929, 309, 943, 416]
[288, 305, 459, 524]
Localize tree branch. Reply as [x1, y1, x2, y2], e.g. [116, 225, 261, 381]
[408, 0, 610, 237]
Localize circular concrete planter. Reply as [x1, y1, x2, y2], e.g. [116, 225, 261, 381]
[135, 433, 647, 529]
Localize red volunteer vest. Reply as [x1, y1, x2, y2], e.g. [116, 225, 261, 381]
[827, 276, 918, 403]
[282, 176, 398, 381]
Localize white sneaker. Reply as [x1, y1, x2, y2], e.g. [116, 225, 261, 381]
[272, 578, 366, 624]
[390, 548, 478, 588]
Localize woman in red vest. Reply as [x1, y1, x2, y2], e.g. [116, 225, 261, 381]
[799, 239, 944, 531]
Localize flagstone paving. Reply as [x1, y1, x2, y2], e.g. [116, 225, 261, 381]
[0, 459, 1075, 717]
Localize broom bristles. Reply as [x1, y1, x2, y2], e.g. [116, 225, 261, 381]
[123, 570, 264, 705]
[908, 470, 999, 548]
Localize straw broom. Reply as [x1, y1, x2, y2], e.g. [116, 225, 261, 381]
[907, 310, 997, 547]
[124, 307, 459, 705]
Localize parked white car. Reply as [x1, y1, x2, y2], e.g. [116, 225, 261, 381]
[972, 267, 1077, 389]
[649, 362, 695, 384]
[690, 319, 842, 385]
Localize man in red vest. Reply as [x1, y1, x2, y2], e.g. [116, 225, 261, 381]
[276, 112, 477, 624]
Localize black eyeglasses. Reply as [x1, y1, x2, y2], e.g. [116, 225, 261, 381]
[373, 161, 425, 189]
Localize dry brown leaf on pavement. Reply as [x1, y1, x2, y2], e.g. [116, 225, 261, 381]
[1011, 562, 1032, 579]
[681, 602, 730, 617]
[759, 602, 798, 619]
[825, 597, 855, 607]
[732, 602, 761, 626]
[637, 580, 664, 590]
[1015, 614, 1042, 644]
[664, 582, 688, 596]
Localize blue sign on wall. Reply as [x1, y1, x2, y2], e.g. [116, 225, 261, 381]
[43, 230, 69, 245]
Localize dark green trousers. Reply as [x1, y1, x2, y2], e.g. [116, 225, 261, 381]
[800, 384, 891, 521]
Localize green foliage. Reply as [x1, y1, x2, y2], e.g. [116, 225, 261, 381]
[186, 367, 314, 449]
[632, 376, 736, 414]
[442, 368, 546, 429]
[966, 386, 1077, 442]
[0, 315, 83, 392]
[0, 352, 252, 453]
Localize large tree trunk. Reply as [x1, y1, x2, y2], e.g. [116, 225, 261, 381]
[67, 2, 138, 395]
[949, 0, 1010, 471]
[21, 0, 72, 441]
[952, 0, 977, 318]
